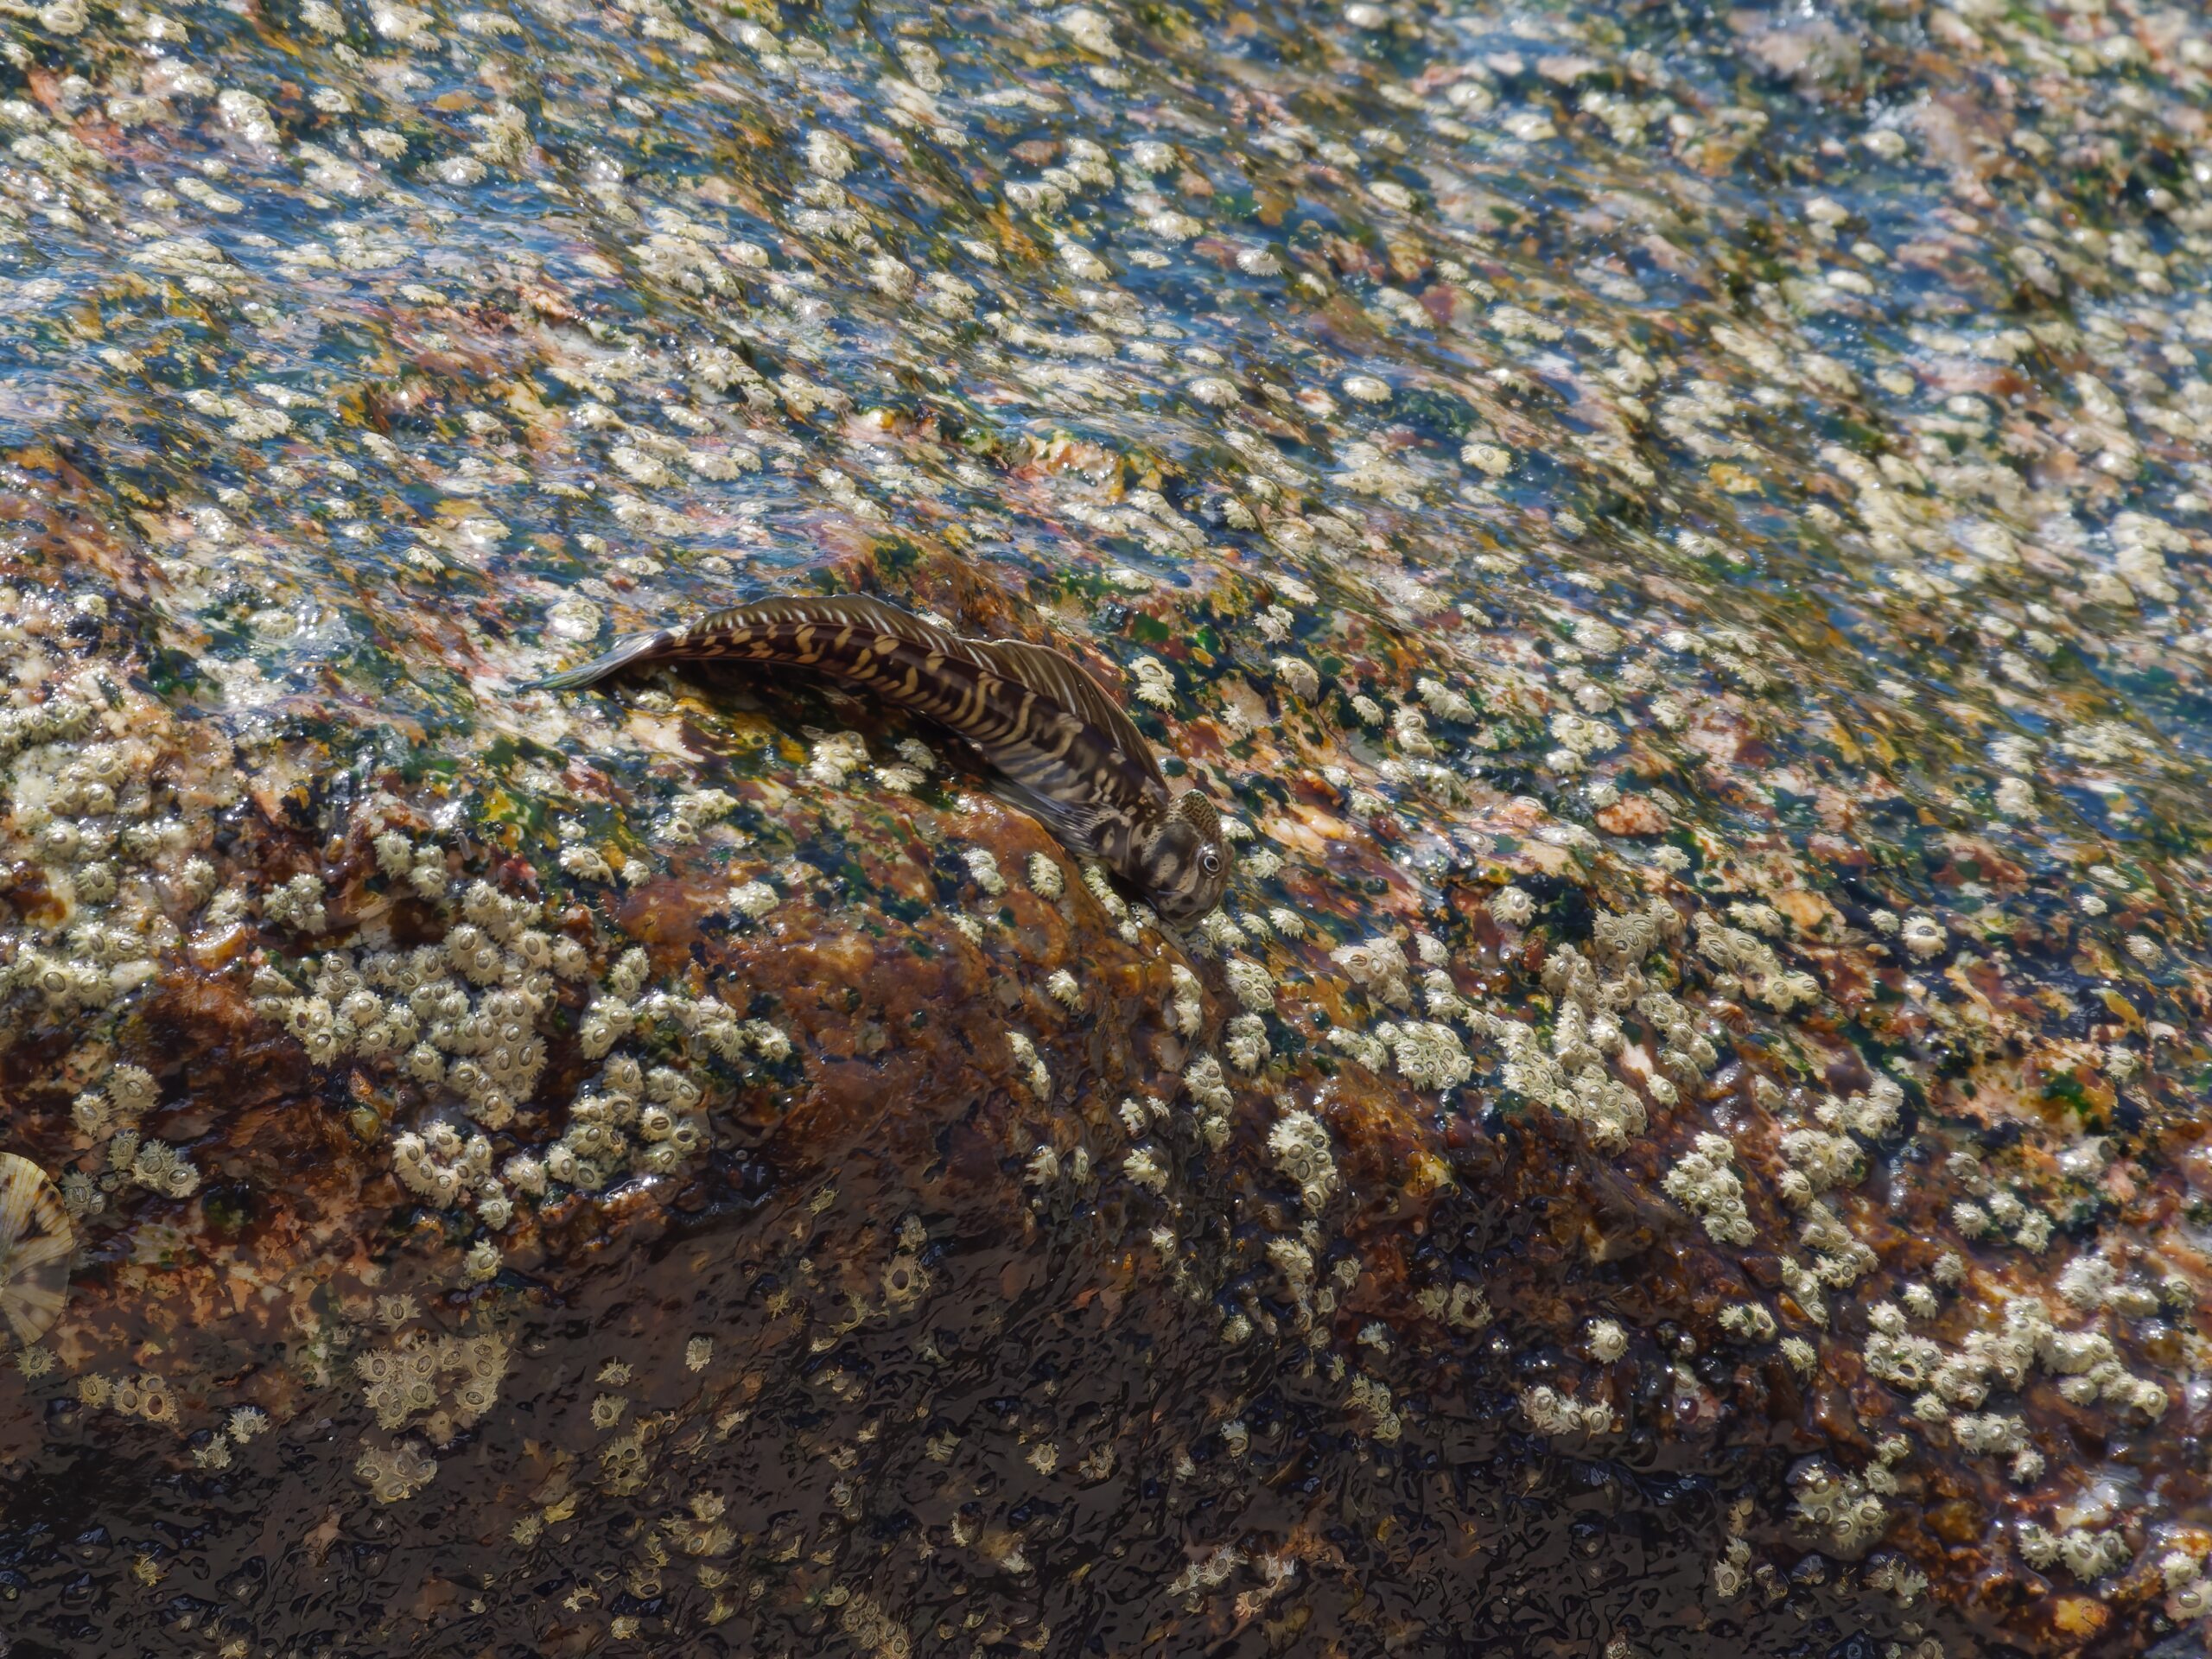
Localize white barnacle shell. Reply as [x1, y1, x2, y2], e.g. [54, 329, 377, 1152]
[1058, 5, 1122, 56]
[728, 879, 779, 921]
[1899, 912, 1947, 961]
[1007, 1032, 1050, 1096]
[0, 1154, 73, 1345]
[1129, 657, 1177, 709]
[1122, 1146, 1168, 1195]
[963, 848, 1007, 897]
[1461, 442, 1512, 478]
[1273, 657, 1320, 700]
[1224, 957, 1276, 1013]
[1058, 238, 1111, 282]
[1026, 853, 1065, 899]
[805, 129, 856, 180]
[1489, 885, 1535, 928]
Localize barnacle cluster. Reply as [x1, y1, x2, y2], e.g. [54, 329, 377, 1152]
[254, 874, 577, 1128]
[355, 1327, 511, 1444]
[4, 0, 2212, 1648]
[355, 1439, 440, 1505]
[249, 861, 779, 1224]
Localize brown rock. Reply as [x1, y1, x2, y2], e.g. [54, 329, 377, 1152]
[1597, 794, 1671, 836]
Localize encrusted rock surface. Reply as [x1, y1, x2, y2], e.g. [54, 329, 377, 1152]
[3, 0, 2212, 1654]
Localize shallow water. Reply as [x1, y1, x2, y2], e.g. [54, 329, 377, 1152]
[2, 0, 2210, 1654]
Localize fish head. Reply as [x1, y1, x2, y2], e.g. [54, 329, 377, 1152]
[1138, 790, 1232, 925]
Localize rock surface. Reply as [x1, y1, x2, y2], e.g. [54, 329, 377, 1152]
[1, 0, 2210, 1654]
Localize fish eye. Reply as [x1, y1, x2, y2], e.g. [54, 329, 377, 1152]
[1199, 848, 1222, 876]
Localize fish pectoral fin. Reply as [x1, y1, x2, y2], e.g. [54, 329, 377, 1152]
[982, 775, 1123, 861]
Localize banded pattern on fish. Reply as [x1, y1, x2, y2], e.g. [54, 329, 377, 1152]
[532, 595, 1233, 923]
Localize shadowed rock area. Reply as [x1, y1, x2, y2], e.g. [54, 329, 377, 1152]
[2, 0, 2211, 1654]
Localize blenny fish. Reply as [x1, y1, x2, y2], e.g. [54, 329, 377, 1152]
[533, 595, 1233, 925]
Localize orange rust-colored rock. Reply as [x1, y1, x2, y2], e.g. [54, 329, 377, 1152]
[1598, 793, 1672, 836]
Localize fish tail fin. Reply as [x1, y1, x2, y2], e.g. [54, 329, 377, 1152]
[524, 630, 677, 692]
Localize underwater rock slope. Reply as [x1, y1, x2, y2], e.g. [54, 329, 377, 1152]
[2, 0, 2211, 1653]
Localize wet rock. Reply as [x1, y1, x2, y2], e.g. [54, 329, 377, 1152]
[0, 0, 2208, 1653]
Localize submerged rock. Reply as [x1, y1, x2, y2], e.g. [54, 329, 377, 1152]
[0, 0, 2208, 1654]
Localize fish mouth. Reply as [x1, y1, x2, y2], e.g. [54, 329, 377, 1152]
[1147, 887, 1224, 928]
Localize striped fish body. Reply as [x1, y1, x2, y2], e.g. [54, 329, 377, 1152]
[534, 596, 1233, 922]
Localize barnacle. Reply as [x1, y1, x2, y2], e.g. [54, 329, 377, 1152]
[962, 848, 1006, 897]
[460, 1240, 501, 1283]
[1521, 1385, 1617, 1438]
[1587, 1319, 1629, 1363]
[129, 1139, 200, 1199]
[0, 0, 2203, 1638]
[1007, 1033, 1050, 1097]
[1272, 658, 1320, 701]
[1377, 1021, 1472, 1091]
[1489, 887, 1535, 928]
[1663, 1135, 1757, 1246]
[1223, 1013, 1269, 1072]
[356, 1440, 438, 1503]
[263, 872, 329, 933]
[1128, 658, 1177, 710]
[1719, 1302, 1777, 1344]
[1025, 854, 1065, 899]
[1899, 914, 1947, 962]
[1268, 1108, 1338, 1211]
[1223, 958, 1274, 1014]
[1789, 1459, 1889, 1556]
[1122, 1145, 1169, 1197]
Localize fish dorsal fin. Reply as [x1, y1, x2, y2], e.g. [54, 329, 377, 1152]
[687, 594, 970, 660]
[969, 636, 1167, 793]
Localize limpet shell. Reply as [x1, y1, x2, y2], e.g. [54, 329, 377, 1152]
[0, 1153, 73, 1345]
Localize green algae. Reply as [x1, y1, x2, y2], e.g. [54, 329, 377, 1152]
[0, 0, 2209, 1653]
